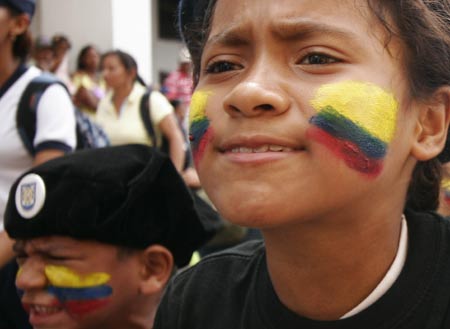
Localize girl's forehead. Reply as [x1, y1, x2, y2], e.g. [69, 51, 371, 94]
[209, 0, 374, 35]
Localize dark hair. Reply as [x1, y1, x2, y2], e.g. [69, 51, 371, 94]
[178, 0, 217, 85]
[101, 49, 147, 86]
[5, 6, 33, 62]
[366, 1, 450, 212]
[77, 45, 95, 71]
[180, 0, 450, 212]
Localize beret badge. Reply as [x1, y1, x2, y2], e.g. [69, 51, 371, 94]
[15, 173, 46, 219]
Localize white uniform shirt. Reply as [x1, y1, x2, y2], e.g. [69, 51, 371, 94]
[0, 66, 76, 230]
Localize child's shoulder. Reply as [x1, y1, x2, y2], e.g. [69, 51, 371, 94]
[172, 240, 265, 287]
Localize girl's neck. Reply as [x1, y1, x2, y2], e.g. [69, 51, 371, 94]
[263, 209, 403, 321]
[112, 82, 134, 113]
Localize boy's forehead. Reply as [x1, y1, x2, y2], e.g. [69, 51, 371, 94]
[17, 236, 94, 253]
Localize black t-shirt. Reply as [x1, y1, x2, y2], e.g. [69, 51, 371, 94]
[155, 210, 450, 329]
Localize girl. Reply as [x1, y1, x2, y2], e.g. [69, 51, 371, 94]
[0, 1, 76, 327]
[0, 0, 76, 266]
[155, 0, 450, 328]
[72, 45, 106, 117]
[96, 50, 186, 172]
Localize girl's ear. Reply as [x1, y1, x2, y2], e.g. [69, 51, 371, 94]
[411, 87, 450, 161]
[9, 13, 30, 39]
[138, 245, 174, 295]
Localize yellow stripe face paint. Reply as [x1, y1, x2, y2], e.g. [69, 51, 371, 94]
[189, 90, 214, 167]
[45, 265, 110, 288]
[311, 81, 399, 143]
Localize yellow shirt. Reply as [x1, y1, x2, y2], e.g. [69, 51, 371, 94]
[96, 83, 174, 146]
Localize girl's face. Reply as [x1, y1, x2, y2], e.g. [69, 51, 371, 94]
[191, 0, 421, 227]
[0, 6, 17, 47]
[101, 55, 134, 90]
[83, 48, 100, 72]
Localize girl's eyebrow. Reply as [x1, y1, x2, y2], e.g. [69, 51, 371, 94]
[271, 19, 360, 43]
[206, 24, 252, 49]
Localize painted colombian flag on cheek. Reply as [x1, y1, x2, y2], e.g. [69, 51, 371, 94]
[45, 265, 113, 317]
[441, 177, 450, 205]
[189, 90, 213, 167]
[308, 81, 399, 178]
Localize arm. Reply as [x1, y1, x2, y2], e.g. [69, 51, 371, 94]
[158, 114, 186, 173]
[33, 149, 66, 166]
[0, 232, 14, 269]
[182, 167, 201, 189]
[73, 86, 100, 110]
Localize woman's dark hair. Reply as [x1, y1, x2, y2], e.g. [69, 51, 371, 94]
[180, 0, 450, 212]
[101, 50, 147, 86]
[5, 6, 33, 62]
[77, 45, 95, 71]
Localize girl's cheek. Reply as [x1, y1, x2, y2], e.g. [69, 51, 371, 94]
[189, 90, 214, 167]
[441, 177, 450, 205]
[307, 81, 399, 179]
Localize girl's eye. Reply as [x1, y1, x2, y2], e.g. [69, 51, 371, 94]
[205, 61, 242, 74]
[300, 53, 339, 65]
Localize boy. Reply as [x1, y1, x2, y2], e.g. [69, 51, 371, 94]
[5, 144, 212, 329]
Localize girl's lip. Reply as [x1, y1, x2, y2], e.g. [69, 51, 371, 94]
[217, 135, 305, 165]
[218, 134, 303, 153]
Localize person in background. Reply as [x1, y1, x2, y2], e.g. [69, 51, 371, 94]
[50, 34, 74, 93]
[438, 162, 450, 217]
[5, 144, 212, 329]
[155, 0, 450, 328]
[30, 35, 53, 72]
[96, 50, 185, 172]
[0, 0, 76, 327]
[162, 47, 194, 127]
[72, 45, 106, 118]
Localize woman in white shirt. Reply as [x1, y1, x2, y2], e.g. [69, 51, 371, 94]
[96, 50, 185, 172]
[0, 0, 76, 286]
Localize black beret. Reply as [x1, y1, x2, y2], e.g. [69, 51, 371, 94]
[0, 0, 35, 17]
[5, 145, 213, 267]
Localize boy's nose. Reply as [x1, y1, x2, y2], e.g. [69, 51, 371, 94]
[15, 261, 48, 292]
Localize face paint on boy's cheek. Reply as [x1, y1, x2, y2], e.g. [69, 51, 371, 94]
[307, 81, 399, 178]
[44, 265, 113, 317]
[441, 178, 450, 205]
[189, 90, 215, 167]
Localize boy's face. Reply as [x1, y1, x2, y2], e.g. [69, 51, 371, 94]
[14, 236, 142, 329]
[190, 0, 419, 227]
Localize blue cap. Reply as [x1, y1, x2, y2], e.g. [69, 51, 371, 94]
[0, 0, 35, 18]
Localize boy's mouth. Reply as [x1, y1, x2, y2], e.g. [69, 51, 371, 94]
[30, 304, 63, 315]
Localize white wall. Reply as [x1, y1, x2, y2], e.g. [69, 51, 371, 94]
[36, 0, 113, 72]
[31, 0, 184, 85]
[111, 0, 152, 84]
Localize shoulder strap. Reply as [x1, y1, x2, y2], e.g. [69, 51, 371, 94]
[139, 90, 157, 147]
[16, 73, 68, 156]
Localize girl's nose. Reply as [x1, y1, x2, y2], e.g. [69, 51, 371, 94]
[223, 61, 291, 118]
